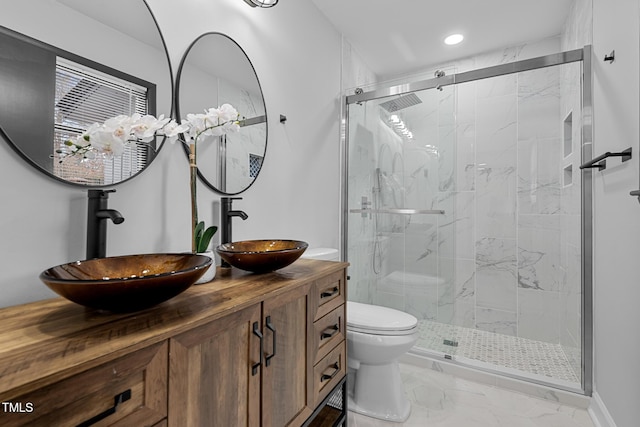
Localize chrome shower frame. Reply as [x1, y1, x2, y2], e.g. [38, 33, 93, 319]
[340, 46, 594, 396]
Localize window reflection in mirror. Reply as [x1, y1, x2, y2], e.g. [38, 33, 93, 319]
[52, 57, 155, 185]
[0, 0, 173, 187]
[176, 32, 267, 195]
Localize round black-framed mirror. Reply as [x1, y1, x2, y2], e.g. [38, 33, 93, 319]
[0, 0, 173, 187]
[176, 32, 267, 195]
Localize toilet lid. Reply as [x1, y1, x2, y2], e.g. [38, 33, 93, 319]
[347, 301, 418, 334]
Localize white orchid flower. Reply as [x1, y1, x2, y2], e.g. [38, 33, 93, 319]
[205, 126, 226, 137]
[90, 128, 126, 157]
[75, 123, 100, 147]
[185, 113, 207, 135]
[59, 104, 242, 165]
[218, 104, 238, 123]
[222, 120, 241, 133]
[162, 120, 189, 142]
[204, 107, 221, 124]
[131, 114, 169, 141]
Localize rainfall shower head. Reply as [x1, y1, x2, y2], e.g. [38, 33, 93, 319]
[379, 93, 422, 112]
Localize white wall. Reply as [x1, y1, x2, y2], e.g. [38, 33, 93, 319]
[0, 0, 342, 307]
[592, 0, 640, 426]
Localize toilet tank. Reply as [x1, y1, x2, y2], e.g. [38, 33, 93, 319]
[301, 248, 339, 261]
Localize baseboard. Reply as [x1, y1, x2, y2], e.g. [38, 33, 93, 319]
[588, 391, 618, 427]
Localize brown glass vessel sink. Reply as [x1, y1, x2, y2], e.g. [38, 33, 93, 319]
[216, 240, 308, 273]
[39, 253, 212, 312]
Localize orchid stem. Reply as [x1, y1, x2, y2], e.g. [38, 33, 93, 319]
[189, 143, 198, 253]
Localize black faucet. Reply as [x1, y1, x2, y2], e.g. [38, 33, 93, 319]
[220, 197, 248, 266]
[221, 197, 248, 244]
[86, 189, 124, 259]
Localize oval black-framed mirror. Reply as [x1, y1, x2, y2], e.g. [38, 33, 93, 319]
[176, 32, 267, 195]
[0, 0, 173, 187]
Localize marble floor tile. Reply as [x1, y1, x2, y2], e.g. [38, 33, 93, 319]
[347, 363, 594, 427]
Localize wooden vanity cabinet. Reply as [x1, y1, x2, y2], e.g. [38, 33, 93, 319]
[0, 259, 347, 427]
[168, 280, 333, 427]
[167, 266, 348, 427]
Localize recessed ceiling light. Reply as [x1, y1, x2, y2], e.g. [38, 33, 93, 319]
[444, 34, 464, 45]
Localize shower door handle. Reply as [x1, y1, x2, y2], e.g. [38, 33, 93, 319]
[349, 208, 445, 215]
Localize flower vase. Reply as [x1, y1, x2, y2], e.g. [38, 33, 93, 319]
[195, 250, 216, 284]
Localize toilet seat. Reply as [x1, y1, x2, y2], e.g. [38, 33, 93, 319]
[347, 301, 418, 336]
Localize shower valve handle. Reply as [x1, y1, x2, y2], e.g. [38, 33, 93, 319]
[361, 196, 372, 218]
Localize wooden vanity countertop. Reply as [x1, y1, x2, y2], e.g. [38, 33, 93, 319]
[0, 259, 348, 400]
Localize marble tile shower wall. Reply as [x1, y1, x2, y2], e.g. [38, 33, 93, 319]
[439, 52, 582, 357]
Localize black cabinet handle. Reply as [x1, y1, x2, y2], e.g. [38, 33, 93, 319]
[320, 324, 340, 340]
[320, 363, 340, 382]
[320, 287, 339, 298]
[265, 316, 277, 367]
[76, 389, 131, 427]
[252, 321, 263, 376]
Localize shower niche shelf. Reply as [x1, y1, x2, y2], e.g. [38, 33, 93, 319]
[563, 111, 573, 158]
[563, 164, 573, 187]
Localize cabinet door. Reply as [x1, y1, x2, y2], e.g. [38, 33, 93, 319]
[262, 284, 313, 427]
[168, 303, 261, 427]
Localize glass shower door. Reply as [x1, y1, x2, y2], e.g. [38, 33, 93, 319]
[346, 84, 460, 358]
[345, 52, 588, 391]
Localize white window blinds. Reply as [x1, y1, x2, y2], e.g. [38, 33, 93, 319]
[53, 58, 150, 185]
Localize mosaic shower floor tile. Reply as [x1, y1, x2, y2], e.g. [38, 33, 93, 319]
[415, 320, 580, 384]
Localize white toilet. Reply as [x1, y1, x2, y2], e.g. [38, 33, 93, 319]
[347, 301, 418, 422]
[301, 247, 341, 261]
[302, 248, 419, 423]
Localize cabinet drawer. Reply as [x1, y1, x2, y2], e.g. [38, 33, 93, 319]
[2, 342, 168, 427]
[312, 342, 346, 406]
[312, 270, 346, 321]
[312, 305, 345, 364]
